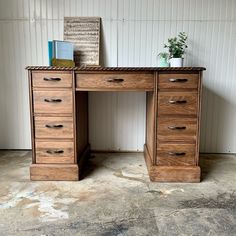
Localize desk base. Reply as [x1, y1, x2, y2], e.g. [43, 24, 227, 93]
[144, 145, 201, 183]
[30, 164, 79, 181]
[30, 145, 90, 181]
[30, 146, 200, 182]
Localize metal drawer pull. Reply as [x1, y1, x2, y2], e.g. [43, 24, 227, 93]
[43, 77, 61, 81]
[44, 98, 62, 103]
[45, 124, 63, 128]
[169, 78, 188, 83]
[106, 78, 124, 83]
[46, 150, 64, 154]
[168, 152, 186, 156]
[168, 126, 186, 130]
[169, 100, 187, 104]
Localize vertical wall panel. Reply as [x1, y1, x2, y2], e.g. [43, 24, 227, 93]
[0, 0, 236, 153]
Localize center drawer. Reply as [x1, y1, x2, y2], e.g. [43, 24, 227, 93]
[158, 92, 198, 116]
[156, 143, 196, 166]
[33, 90, 73, 114]
[76, 73, 154, 90]
[35, 117, 74, 139]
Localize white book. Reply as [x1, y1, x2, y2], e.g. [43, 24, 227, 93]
[52, 40, 74, 60]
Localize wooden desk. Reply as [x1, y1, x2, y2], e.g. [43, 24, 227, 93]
[26, 66, 205, 182]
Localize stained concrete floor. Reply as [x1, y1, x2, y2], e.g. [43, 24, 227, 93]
[0, 151, 235, 236]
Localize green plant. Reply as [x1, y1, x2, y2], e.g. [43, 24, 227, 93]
[158, 52, 169, 59]
[164, 32, 188, 58]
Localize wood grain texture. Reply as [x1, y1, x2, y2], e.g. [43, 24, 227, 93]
[33, 90, 73, 114]
[146, 91, 155, 163]
[76, 73, 154, 91]
[145, 71, 158, 164]
[35, 116, 73, 139]
[157, 117, 197, 142]
[158, 91, 198, 116]
[196, 73, 203, 165]
[156, 143, 196, 166]
[145, 145, 200, 182]
[158, 73, 199, 89]
[76, 92, 89, 159]
[28, 71, 36, 163]
[32, 71, 72, 88]
[35, 141, 74, 164]
[151, 166, 200, 182]
[72, 71, 78, 163]
[144, 144, 153, 175]
[30, 164, 79, 181]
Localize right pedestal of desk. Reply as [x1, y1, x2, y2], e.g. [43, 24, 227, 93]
[145, 70, 203, 182]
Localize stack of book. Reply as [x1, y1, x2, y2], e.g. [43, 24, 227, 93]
[48, 40, 75, 67]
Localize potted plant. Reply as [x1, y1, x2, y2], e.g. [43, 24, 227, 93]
[164, 32, 188, 67]
[158, 52, 169, 67]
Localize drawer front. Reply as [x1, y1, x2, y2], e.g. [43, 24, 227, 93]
[157, 144, 196, 166]
[33, 90, 73, 114]
[158, 73, 199, 89]
[76, 73, 154, 90]
[157, 117, 197, 142]
[158, 92, 198, 116]
[35, 117, 73, 139]
[32, 72, 72, 88]
[35, 141, 74, 164]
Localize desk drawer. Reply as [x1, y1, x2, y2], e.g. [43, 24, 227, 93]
[157, 143, 196, 166]
[32, 72, 72, 88]
[158, 92, 198, 116]
[157, 117, 197, 142]
[76, 73, 154, 90]
[35, 117, 74, 139]
[158, 73, 199, 89]
[35, 141, 74, 164]
[33, 90, 73, 114]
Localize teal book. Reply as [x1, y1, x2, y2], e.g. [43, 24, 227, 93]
[48, 41, 53, 66]
[52, 40, 74, 60]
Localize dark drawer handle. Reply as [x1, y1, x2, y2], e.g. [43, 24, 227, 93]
[168, 152, 186, 156]
[106, 78, 124, 83]
[44, 98, 62, 103]
[169, 78, 188, 83]
[46, 150, 64, 154]
[44, 77, 61, 81]
[45, 124, 63, 128]
[168, 126, 186, 130]
[169, 100, 187, 104]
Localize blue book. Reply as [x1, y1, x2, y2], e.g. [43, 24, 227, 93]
[52, 40, 74, 60]
[48, 41, 53, 66]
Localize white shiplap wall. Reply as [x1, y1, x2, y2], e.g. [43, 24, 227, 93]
[0, 0, 236, 153]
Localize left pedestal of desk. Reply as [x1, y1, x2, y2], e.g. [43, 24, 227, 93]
[27, 69, 86, 181]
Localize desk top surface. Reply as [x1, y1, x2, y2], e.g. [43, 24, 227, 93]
[26, 66, 206, 71]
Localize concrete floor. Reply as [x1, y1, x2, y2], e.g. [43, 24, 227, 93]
[0, 151, 235, 236]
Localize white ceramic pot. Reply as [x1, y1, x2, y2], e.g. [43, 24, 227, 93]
[170, 58, 183, 67]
